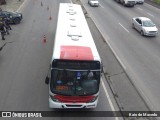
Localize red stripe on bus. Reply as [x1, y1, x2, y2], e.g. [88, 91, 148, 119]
[60, 46, 94, 60]
[54, 95, 95, 103]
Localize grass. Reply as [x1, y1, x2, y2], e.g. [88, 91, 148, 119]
[154, 0, 160, 4]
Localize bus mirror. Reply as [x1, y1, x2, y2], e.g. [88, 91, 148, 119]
[45, 76, 49, 84]
[101, 63, 104, 73]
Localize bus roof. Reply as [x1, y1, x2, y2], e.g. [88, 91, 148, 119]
[52, 3, 101, 61]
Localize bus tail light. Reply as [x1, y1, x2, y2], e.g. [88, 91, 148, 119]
[50, 95, 61, 102]
[87, 96, 98, 103]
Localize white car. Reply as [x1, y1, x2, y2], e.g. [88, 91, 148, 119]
[136, 0, 144, 4]
[119, 0, 136, 7]
[132, 17, 158, 36]
[88, 0, 99, 7]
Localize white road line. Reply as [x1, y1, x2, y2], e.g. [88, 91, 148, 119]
[88, 11, 127, 70]
[115, 52, 126, 70]
[104, 34, 126, 70]
[70, 0, 73, 4]
[88, 12, 126, 70]
[119, 23, 129, 33]
[147, 13, 154, 17]
[109, 43, 127, 70]
[137, 7, 143, 11]
[16, 0, 28, 12]
[99, 4, 104, 8]
[101, 80, 119, 120]
[144, 3, 160, 11]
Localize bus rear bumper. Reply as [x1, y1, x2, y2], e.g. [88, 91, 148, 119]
[49, 98, 98, 108]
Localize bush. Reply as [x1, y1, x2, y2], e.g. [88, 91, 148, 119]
[154, 0, 160, 4]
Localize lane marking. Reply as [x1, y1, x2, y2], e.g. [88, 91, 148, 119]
[16, 0, 28, 12]
[99, 4, 104, 8]
[137, 7, 143, 11]
[147, 12, 154, 17]
[83, 2, 155, 114]
[101, 80, 119, 120]
[144, 3, 160, 11]
[70, 0, 72, 4]
[108, 40, 127, 70]
[124, 64, 156, 112]
[119, 23, 129, 33]
[86, 8, 126, 70]
[104, 32, 126, 70]
[84, 7, 126, 117]
[114, 51, 127, 70]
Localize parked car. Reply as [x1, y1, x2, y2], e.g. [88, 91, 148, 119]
[132, 17, 158, 36]
[0, 0, 6, 5]
[136, 0, 144, 4]
[0, 11, 23, 24]
[88, 0, 99, 7]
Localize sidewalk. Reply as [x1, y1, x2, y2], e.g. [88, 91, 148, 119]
[0, 0, 24, 12]
[0, 0, 24, 46]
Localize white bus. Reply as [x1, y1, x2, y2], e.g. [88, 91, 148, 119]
[45, 3, 102, 108]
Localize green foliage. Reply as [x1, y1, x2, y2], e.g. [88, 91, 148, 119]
[154, 0, 160, 4]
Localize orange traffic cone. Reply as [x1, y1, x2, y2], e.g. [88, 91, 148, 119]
[49, 15, 52, 20]
[43, 35, 46, 43]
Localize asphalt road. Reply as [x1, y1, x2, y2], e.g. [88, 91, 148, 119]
[0, 0, 118, 119]
[80, 0, 160, 111]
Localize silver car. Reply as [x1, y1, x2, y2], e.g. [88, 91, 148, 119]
[136, 0, 144, 4]
[132, 17, 158, 36]
[88, 0, 99, 7]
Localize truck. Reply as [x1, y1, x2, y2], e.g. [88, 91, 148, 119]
[115, 0, 136, 7]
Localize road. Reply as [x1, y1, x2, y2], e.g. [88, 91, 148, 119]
[80, 0, 160, 111]
[0, 0, 119, 119]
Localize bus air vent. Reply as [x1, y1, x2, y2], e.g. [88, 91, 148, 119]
[67, 29, 82, 37]
[70, 21, 77, 27]
[66, 9, 76, 15]
[69, 12, 76, 15]
[68, 4, 73, 7]
[71, 36, 79, 41]
[70, 18, 76, 21]
[69, 9, 74, 11]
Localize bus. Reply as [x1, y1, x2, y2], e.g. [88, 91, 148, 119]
[45, 3, 102, 108]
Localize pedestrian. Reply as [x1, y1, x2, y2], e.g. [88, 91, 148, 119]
[0, 21, 6, 40]
[0, 17, 6, 40]
[3, 17, 11, 35]
[4, 17, 11, 30]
